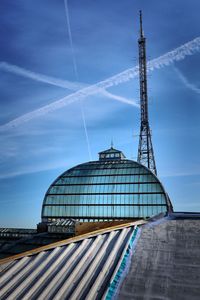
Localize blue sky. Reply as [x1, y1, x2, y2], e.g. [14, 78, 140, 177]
[0, 0, 200, 228]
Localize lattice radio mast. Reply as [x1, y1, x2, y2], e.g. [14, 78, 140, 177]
[137, 11, 157, 175]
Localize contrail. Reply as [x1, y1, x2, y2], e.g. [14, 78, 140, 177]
[101, 90, 139, 106]
[0, 61, 137, 106]
[0, 62, 84, 90]
[174, 66, 200, 94]
[1, 37, 200, 131]
[64, 0, 78, 80]
[64, 0, 91, 160]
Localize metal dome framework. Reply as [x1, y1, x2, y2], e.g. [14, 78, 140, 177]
[42, 148, 172, 222]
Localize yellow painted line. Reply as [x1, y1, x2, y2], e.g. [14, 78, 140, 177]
[0, 220, 146, 265]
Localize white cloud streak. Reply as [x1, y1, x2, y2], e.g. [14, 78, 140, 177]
[100, 90, 138, 106]
[0, 62, 84, 90]
[64, 0, 92, 161]
[64, 0, 79, 80]
[0, 62, 137, 107]
[0, 37, 200, 131]
[174, 66, 200, 94]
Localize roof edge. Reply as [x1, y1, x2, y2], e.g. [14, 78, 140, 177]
[0, 220, 146, 265]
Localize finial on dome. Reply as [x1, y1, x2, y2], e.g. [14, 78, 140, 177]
[111, 139, 114, 149]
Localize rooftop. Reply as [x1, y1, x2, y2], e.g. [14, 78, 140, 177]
[1, 213, 200, 299]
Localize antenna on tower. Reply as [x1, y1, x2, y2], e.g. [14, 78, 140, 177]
[137, 11, 157, 175]
[139, 10, 143, 38]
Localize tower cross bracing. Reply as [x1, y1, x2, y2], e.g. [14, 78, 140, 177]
[137, 11, 157, 175]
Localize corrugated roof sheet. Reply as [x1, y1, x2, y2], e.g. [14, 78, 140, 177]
[0, 228, 36, 234]
[0, 231, 75, 260]
[0, 223, 141, 300]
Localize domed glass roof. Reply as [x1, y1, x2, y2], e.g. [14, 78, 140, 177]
[42, 147, 172, 222]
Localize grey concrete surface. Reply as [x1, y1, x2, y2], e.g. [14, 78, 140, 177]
[117, 218, 200, 300]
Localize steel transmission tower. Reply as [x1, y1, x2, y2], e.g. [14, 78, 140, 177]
[137, 11, 157, 175]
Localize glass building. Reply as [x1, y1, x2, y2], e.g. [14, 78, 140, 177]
[42, 147, 173, 222]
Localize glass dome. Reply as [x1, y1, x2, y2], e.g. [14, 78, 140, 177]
[41, 147, 172, 222]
